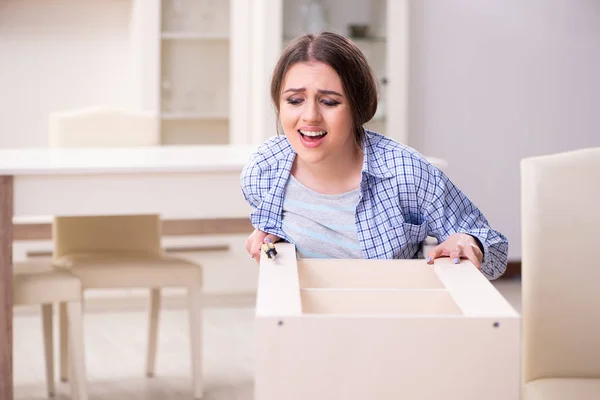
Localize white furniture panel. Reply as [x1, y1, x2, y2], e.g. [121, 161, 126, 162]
[255, 243, 520, 400]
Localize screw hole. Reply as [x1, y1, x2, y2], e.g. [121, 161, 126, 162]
[278, 320, 284, 326]
[493, 322, 500, 328]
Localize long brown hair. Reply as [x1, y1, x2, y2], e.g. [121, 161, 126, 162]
[270, 31, 379, 148]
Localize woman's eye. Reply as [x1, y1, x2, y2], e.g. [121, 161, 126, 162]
[322, 99, 340, 107]
[286, 97, 303, 105]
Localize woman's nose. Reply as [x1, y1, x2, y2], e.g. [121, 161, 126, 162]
[302, 100, 322, 122]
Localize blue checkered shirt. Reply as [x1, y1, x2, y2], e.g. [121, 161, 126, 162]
[240, 131, 508, 280]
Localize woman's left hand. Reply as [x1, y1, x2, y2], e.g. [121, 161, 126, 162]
[426, 233, 483, 269]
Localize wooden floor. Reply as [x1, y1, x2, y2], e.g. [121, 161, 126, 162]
[13, 246, 522, 400]
[14, 307, 256, 399]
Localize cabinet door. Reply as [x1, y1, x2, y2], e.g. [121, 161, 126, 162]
[159, 0, 231, 145]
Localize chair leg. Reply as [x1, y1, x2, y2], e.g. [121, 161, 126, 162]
[188, 282, 203, 399]
[146, 288, 161, 377]
[59, 301, 69, 382]
[41, 304, 55, 397]
[66, 301, 88, 400]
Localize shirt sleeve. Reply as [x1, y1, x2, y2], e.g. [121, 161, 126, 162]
[240, 151, 263, 209]
[422, 167, 509, 280]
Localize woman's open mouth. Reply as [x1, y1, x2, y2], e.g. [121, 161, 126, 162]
[298, 129, 327, 148]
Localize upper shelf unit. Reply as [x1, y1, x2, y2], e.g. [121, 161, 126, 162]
[159, 0, 231, 145]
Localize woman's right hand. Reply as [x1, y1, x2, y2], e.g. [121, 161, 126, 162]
[245, 229, 281, 262]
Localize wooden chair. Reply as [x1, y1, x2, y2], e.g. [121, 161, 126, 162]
[14, 261, 87, 399]
[53, 215, 204, 398]
[48, 107, 204, 398]
[521, 147, 600, 399]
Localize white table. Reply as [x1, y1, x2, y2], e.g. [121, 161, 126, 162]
[0, 145, 447, 398]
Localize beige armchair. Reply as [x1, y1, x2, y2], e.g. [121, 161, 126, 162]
[48, 107, 204, 398]
[521, 147, 600, 399]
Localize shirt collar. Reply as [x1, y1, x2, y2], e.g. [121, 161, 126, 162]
[361, 130, 395, 179]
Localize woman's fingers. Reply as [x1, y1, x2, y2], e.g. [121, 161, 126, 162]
[427, 241, 483, 270]
[426, 245, 446, 264]
[250, 238, 264, 261]
[246, 229, 267, 261]
[250, 242, 262, 261]
[245, 237, 253, 256]
[463, 241, 483, 269]
[264, 234, 279, 244]
[449, 242, 464, 264]
[462, 245, 482, 270]
[250, 233, 280, 263]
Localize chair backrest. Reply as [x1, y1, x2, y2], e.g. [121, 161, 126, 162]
[48, 106, 160, 148]
[48, 107, 162, 259]
[53, 215, 162, 258]
[521, 147, 600, 383]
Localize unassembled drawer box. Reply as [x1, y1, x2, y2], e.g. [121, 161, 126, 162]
[254, 243, 520, 400]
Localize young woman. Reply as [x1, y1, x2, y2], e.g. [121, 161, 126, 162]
[241, 31, 508, 280]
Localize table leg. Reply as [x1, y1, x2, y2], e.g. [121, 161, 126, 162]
[0, 176, 14, 399]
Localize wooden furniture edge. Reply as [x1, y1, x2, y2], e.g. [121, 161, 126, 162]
[255, 242, 302, 317]
[0, 176, 14, 399]
[433, 259, 519, 317]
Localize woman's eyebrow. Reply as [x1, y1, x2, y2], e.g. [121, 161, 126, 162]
[283, 88, 343, 96]
[319, 89, 343, 96]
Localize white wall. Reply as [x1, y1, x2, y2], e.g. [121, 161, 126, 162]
[0, 0, 136, 148]
[408, 0, 600, 260]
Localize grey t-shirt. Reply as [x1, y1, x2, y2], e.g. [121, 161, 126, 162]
[281, 175, 363, 259]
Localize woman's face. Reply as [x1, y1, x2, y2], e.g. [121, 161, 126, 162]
[279, 61, 355, 165]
